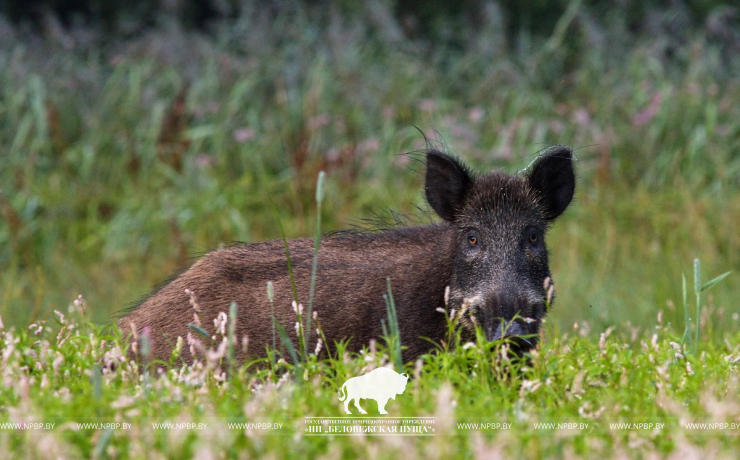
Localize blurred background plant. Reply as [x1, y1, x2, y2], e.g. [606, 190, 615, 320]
[0, 0, 738, 340]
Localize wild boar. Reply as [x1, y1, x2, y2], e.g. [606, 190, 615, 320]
[119, 146, 575, 363]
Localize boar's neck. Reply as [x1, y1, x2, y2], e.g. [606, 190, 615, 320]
[322, 222, 454, 287]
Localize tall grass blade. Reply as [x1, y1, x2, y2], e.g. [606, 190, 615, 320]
[91, 365, 102, 400]
[305, 171, 325, 364]
[269, 197, 299, 305]
[693, 259, 701, 355]
[94, 428, 114, 459]
[701, 271, 732, 292]
[188, 323, 211, 341]
[29, 75, 50, 153]
[681, 273, 690, 349]
[382, 277, 403, 372]
[275, 322, 300, 375]
[544, 0, 582, 54]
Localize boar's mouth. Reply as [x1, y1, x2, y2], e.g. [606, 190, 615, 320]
[501, 334, 537, 354]
[485, 315, 541, 354]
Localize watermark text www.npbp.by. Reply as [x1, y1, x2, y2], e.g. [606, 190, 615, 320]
[0, 422, 56, 430]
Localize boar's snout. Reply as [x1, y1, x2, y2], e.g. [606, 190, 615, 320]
[473, 291, 545, 351]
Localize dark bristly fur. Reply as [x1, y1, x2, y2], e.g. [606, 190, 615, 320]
[119, 146, 575, 364]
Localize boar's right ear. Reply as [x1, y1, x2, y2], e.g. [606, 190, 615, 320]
[425, 150, 472, 221]
[527, 146, 575, 221]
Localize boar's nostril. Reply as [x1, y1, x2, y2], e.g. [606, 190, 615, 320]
[504, 320, 523, 336]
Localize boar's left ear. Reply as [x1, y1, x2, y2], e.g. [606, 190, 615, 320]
[426, 150, 473, 222]
[527, 146, 575, 221]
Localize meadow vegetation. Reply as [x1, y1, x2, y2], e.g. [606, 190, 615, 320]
[0, 3, 739, 458]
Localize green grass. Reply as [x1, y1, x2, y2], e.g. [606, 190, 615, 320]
[1, 298, 739, 458]
[1, 4, 740, 458]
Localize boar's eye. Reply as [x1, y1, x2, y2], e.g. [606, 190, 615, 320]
[524, 228, 541, 246]
[467, 231, 479, 246]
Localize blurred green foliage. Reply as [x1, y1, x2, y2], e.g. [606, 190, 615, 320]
[5, 0, 739, 46]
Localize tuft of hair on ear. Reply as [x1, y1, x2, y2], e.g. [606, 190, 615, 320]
[527, 146, 576, 221]
[425, 150, 473, 222]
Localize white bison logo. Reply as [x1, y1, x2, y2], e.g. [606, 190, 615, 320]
[338, 367, 409, 414]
